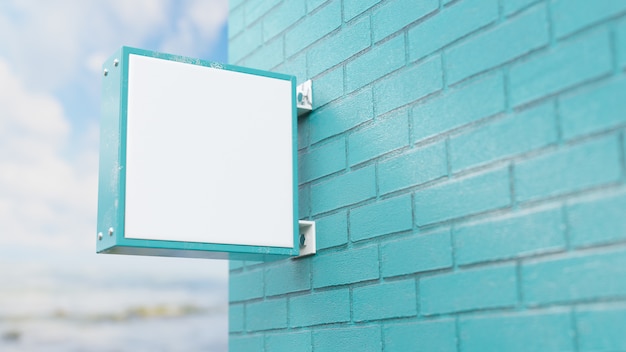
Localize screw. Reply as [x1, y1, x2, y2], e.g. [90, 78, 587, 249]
[108, 227, 114, 236]
[299, 234, 306, 247]
[103, 68, 108, 76]
[98, 232, 103, 240]
[113, 59, 119, 67]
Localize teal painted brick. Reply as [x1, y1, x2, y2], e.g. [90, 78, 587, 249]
[262, 0, 306, 40]
[299, 185, 310, 218]
[309, 88, 374, 144]
[353, 279, 417, 321]
[244, 0, 281, 25]
[285, 1, 341, 58]
[420, 264, 517, 315]
[230, 0, 245, 10]
[374, 55, 443, 115]
[229, 303, 244, 332]
[412, 71, 505, 142]
[350, 195, 413, 242]
[313, 326, 382, 352]
[310, 165, 376, 215]
[408, 0, 498, 61]
[503, 0, 540, 16]
[298, 115, 309, 150]
[445, 4, 549, 84]
[382, 230, 453, 277]
[514, 136, 621, 203]
[372, 0, 438, 42]
[568, 193, 626, 248]
[378, 141, 447, 195]
[230, 269, 264, 302]
[449, 102, 557, 172]
[577, 306, 626, 352]
[299, 138, 346, 184]
[230, 260, 245, 271]
[346, 34, 405, 92]
[348, 110, 409, 166]
[229, 6, 245, 40]
[560, 78, 626, 140]
[306, 0, 326, 13]
[315, 211, 348, 250]
[246, 298, 287, 331]
[313, 66, 344, 108]
[618, 18, 626, 68]
[459, 311, 574, 352]
[276, 52, 307, 85]
[384, 319, 457, 352]
[230, 335, 264, 352]
[455, 207, 565, 266]
[414, 167, 511, 226]
[265, 260, 311, 296]
[344, 0, 380, 21]
[308, 17, 371, 77]
[510, 28, 612, 107]
[266, 331, 312, 352]
[312, 245, 379, 288]
[230, 22, 263, 64]
[244, 37, 283, 70]
[289, 289, 350, 327]
[523, 247, 626, 305]
[552, 0, 626, 39]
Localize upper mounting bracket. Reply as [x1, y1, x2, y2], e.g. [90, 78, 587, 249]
[296, 80, 312, 117]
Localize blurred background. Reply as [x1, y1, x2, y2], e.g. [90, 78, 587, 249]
[0, 1, 229, 350]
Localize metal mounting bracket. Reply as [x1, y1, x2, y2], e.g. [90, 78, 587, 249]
[296, 220, 316, 258]
[296, 80, 312, 117]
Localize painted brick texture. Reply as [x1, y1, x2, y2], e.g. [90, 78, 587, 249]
[229, 0, 626, 350]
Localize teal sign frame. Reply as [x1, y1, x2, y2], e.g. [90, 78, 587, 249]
[96, 47, 299, 260]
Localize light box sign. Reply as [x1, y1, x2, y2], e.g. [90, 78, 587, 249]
[96, 47, 298, 260]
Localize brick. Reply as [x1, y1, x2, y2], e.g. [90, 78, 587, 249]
[455, 207, 565, 266]
[523, 247, 626, 305]
[310, 165, 376, 215]
[244, 36, 283, 70]
[552, 0, 626, 39]
[230, 269, 263, 302]
[420, 264, 517, 315]
[560, 78, 626, 140]
[412, 71, 505, 143]
[514, 136, 621, 203]
[312, 66, 344, 108]
[510, 28, 612, 107]
[350, 195, 413, 242]
[449, 102, 557, 172]
[299, 137, 346, 184]
[308, 17, 371, 77]
[244, 0, 280, 25]
[378, 141, 447, 195]
[577, 306, 626, 352]
[229, 6, 245, 40]
[289, 289, 350, 327]
[285, 1, 341, 58]
[262, 0, 306, 40]
[230, 0, 245, 10]
[265, 260, 311, 296]
[414, 167, 511, 226]
[246, 298, 287, 331]
[298, 114, 309, 150]
[312, 245, 379, 288]
[276, 53, 307, 86]
[230, 335, 264, 352]
[309, 88, 374, 144]
[459, 311, 574, 352]
[313, 326, 382, 352]
[618, 18, 626, 68]
[266, 331, 312, 352]
[568, 193, 626, 248]
[229, 22, 263, 64]
[445, 4, 548, 84]
[374, 55, 443, 116]
[384, 319, 457, 352]
[408, 0, 498, 61]
[353, 279, 417, 321]
[382, 230, 453, 277]
[348, 110, 409, 166]
[344, 0, 380, 21]
[299, 185, 310, 218]
[372, 0, 438, 42]
[229, 303, 244, 332]
[315, 211, 348, 250]
[306, 0, 326, 13]
[503, 0, 540, 16]
[346, 34, 405, 92]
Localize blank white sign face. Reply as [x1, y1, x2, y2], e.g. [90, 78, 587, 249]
[124, 54, 295, 248]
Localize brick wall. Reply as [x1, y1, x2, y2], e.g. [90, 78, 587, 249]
[228, 0, 626, 351]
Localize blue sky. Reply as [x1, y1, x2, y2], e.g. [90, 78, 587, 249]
[0, 1, 229, 282]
